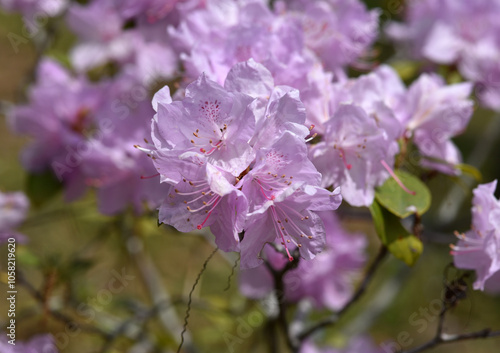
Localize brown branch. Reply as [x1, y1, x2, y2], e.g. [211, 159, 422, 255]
[264, 247, 301, 352]
[17, 271, 110, 339]
[297, 245, 388, 341]
[399, 265, 500, 353]
[399, 329, 500, 353]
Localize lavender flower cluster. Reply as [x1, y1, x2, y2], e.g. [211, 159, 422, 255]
[2, 0, 500, 351]
[387, 0, 500, 110]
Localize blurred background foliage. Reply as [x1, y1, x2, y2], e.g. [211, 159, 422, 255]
[1, 1, 500, 352]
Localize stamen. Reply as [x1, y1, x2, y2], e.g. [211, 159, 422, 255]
[196, 196, 222, 229]
[270, 206, 293, 262]
[140, 173, 160, 179]
[256, 180, 275, 201]
[174, 187, 209, 196]
[380, 160, 416, 195]
[339, 148, 352, 170]
[188, 195, 220, 212]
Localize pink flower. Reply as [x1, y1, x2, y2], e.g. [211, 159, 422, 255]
[452, 180, 500, 291]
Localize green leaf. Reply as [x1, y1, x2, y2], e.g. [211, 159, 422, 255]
[390, 61, 421, 82]
[369, 201, 423, 266]
[375, 170, 431, 218]
[387, 235, 423, 267]
[369, 199, 386, 243]
[26, 170, 62, 207]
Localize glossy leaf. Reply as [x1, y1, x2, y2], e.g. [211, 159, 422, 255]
[369, 201, 423, 266]
[375, 170, 431, 218]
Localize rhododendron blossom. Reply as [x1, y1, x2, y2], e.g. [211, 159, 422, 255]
[386, 0, 500, 110]
[452, 180, 500, 291]
[147, 68, 341, 268]
[3, 0, 500, 351]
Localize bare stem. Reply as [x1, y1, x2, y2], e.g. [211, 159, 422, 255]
[400, 329, 500, 353]
[297, 245, 388, 341]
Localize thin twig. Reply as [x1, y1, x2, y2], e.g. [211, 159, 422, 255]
[224, 254, 240, 291]
[399, 329, 500, 353]
[398, 264, 500, 353]
[17, 271, 110, 338]
[177, 246, 218, 353]
[263, 247, 301, 352]
[297, 245, 388, 341]
[119, 216, 198, 353]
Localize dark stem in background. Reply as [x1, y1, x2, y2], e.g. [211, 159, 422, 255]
[118, 215, 198, 353]
[399, 329, 500, 353]
[398, 265, 500, 353]
[297, 245, 388, 342]
[264, 247, 301, 353]
[17, 271, 110, 339]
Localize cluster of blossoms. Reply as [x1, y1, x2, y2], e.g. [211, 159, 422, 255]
[4, 0, 500, 350]
[452, 180, 500, 293]
[310, 64, 473, 205]
[387, 0, 500, 110]
[9, 59, 167, 214]
[4, 0, 479, 274]
[0, 190, 29, 245]
[4, 0, 194, 214]
[147, 60, 342, 268]
[170, 0, 378, 145]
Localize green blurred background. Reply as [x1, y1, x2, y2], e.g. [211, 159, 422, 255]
[1, 2, 500, 352]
